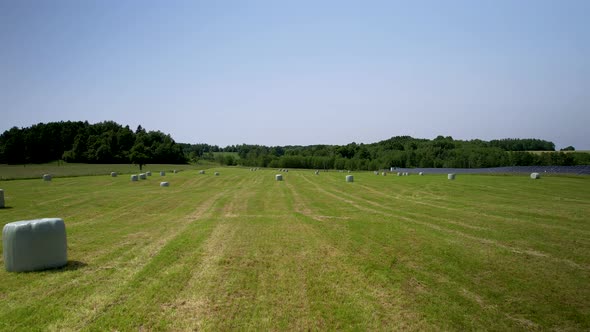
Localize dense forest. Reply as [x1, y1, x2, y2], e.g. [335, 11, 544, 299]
[1, 122, 589, 170]
[0, 121, 186, 168]
[185, 136, 590, 170]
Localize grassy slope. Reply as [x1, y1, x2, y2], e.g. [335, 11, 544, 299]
[0, 169, 589, 330]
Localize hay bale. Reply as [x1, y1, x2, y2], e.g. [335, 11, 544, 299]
[382, 172, 386, 176]
[0, 189, 4, 209]
[315, 170, 320, 175]
[397, 172, 401, 176]
[111, 172, 117, 177]
[199, 170, 205, 174]
[139, 173, 147, 180]
[214, 172, 220, 176]
[131, 174, 138, 181]
[448, 173, 456, 180]
[530, 172, 540, 179]
[173, 170, 177, 174]
[146, 171, 152, 176]
[160, 181, 169, 187]
[2, 218, 67, 272]
[374, 171, 378, 175]
[419, 172, 423, 176]
[160, 171, 166, 176]
[346, 175, 354, 182]
[276, 174, 283, 181]
[43, 174, 52, 181]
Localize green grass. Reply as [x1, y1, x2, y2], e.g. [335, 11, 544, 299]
[0, 162, 200, 180]
[0, 168, 589, 330]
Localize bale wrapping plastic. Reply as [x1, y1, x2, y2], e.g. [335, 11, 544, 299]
[199, 170, 205, 174]
[160, 171, 165, 176]
[0, 189, 4, 208]
[139, 173, 147, 180]
[2, 218, 67, 272]
[346, 175, 354, 182]
[448, 173, 456, 180]
[131, 174, 138, 181]
[111, 172, 117, 177]
[146, 171, 152, 176]
[276, 174, 283, 181]
[160, 182, 169, 187]
[214, 172, 220, 176]
[43, 174, 52, 181]
[419, 172, 424, 176]
[530, 172, 540, 179]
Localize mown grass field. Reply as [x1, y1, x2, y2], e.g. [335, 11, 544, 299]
[0, 162, 203, 180]
[0, 167, 589, 330]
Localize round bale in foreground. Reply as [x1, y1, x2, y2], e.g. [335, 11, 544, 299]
[276, 174, 283, 181]
[346, 175, 354, 182]
[530, 172, 540, 179]
[2, 218, 67, 272]
[43, 174, 52, 181]
[0, 189, 4, 208]
[131, 174, 138, 181]
[160, 181, 169, 187]
[448, 173, 456, 180]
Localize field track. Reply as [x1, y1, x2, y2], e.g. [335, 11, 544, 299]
[1, 168, 589, 330]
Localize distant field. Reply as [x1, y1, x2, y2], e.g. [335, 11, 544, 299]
[0, 169, 589, 330]
[0, 162, 201, 180]
[526, 150, 590, 154]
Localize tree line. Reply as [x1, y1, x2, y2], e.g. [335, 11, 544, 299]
[0, 121, 186, 168]
[184, 136, 589, 170]
[2, 122, 588, 170]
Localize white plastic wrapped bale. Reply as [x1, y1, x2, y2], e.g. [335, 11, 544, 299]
[346, 175, 354, 182]
[146, 171, 152, 176]
[382, 172, 386, 176]
[2, 218, 67, 272]
[131, 174, 138, 181]
[530, 172, 540, 179]
[374, 171, 378, 175]
[43, 174, 52, 181]
[160, 171, 165, 176]
[448, 173, 456, 180]
[160, 182, 170, 187]
[0, 189, 4, 208]
[199, 170, 205, 174]
[111, 172, 117, 177]
[315, 170, 320, 175]
[276, 174, 283, 181]
[139, 173, 147, 180]
[419, 172, 424, 176]
[397, 172, 401, 176]
[214, 172, 220, 176]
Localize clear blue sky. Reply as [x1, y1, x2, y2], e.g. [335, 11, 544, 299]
[1, 0, 589, 149]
